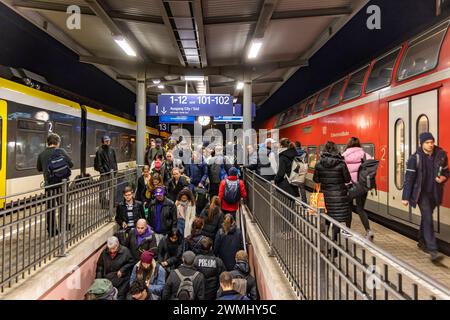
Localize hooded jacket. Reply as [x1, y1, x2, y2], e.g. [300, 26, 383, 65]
[194, 251, 226, 300]
[402, 145, 449, 207]
[218, 175, 247, 211]
[230, 261, 258, 300]
[313, 152, 352, 222]
[214, 225, 244, 271]
[342, 147, 373, 183]
[217, 290, 250, 300]
[275, 148, 300, 197]
[126, 226, 158, 262]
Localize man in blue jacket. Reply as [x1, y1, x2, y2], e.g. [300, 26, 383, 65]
[402, 132, 449, 262]
[186, 151, 208, 189]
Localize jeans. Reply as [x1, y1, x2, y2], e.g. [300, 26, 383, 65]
[45, 186, 64, 236]
[418, 194, 438, 252]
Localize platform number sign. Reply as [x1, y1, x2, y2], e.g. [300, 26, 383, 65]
[158, 123, 169, 132]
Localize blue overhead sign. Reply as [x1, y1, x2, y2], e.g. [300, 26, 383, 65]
[234, 103, 256, 118]
[155, 94, 234, 116]
[214, 116, 243, 122]
[159, 115, 196, 123]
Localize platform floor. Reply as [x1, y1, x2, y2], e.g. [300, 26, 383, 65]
[349, 212, 450, 289]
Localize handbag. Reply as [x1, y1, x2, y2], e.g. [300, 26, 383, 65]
[309, 184, 326, 213]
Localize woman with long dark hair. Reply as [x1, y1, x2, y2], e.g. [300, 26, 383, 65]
[342, 137, 374, 240]
[157, 229, 183, 274]
[214, 214, 243, 271]
[175, 188, 196, 237]
[184, 217, 206, 254]
[200, 196, 224, 241]
[313, 141, 352, 239]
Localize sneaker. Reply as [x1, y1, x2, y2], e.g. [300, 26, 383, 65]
[340, 230, 352, 237]
[366, 230, 374, 242]
[430, 251, 444, 263]
[417, 242, 429, 253]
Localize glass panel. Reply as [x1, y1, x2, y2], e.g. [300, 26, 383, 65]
[276, 112, 286, 127]
[110, 132, 120, 149]
[395, 119, 406, 190]
[343, 66, 369, 101]
[95, 129, 106, 147]
[362, 144, 375, 157]
[314, 88, 330, 112]
[327, 79, 346, 107]
[54, 123, 73, 153]
[120, 134, 133, 161]
[284, 107, 296, 123]
[303, 96, 317, 117]
[307, 146, 317, 169]
[16, 130, 46, 170]
[416, 115, 429, 147]
[397, 22, 448, 81]
[296, 100, 307, 118]
[366, 49, 400, 93]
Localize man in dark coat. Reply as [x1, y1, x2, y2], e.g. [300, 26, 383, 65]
[274, 139, 300, 197]
[217, 271, 249, 300]
[166, 167, 190, 201]
[147, 186, 177, 245]
[186, 151, 208, 188]
[96, 236, 135, 300]
[193, 237, 226, 300]
[125, 219, 158, 262]
[115, 186, 145, 230]
[147, 138, 166, 164]
[94, 135, 118, 208]
[402, 132, 449, 262]
[162, 251, 205, 300]
[230, 250, 257, 300]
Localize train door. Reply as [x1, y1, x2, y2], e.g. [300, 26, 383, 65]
[0, 101, 7, 208]
[388, 90, 439, 227]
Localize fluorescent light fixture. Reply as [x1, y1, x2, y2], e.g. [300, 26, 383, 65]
[184, 75, 205, 81]
[152, 79, 161, 84]
[114, 36, 137, 57]
[236, 82, 244, 90]
[248, 41, 263, 59]
[158, 84, 165, 89]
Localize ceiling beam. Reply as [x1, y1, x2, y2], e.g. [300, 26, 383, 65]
[157, 0, 186, 66]
[192, 0, 207, 67]
[253, 0, 278, 39]
[203, 6, 352, 25]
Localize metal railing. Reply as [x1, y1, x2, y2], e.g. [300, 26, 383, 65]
[0, 168, 138, 292]
[243, 168, 450, 300]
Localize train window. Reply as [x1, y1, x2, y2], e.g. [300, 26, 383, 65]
[54, 123, 73, 154]
[302, 126, 312, 134]
[130, 135, 137, 161]
[95, 129, 106, 147]
[307, 146, 317, 169]
[276, 112, 286, 127]
[343, 66, 369, 102]
[366, 48, 400, 93]
[395, 119, 406, 190]
[296, 100, 307, 118]
[416, 115, 429, 147]
[16, 119, 46, 170]
[120, 134, 134, 161]
[397, 21, 449, 81]
[327, 78, 346, 108]
[110, 132, 120, 149]
[303, 95, 317, 117]
[284, 107, 295, 123]
[361, 143, 375, 157]
[314, 87, 330, 112]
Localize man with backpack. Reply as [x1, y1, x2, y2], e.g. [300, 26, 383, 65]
[37, 133, 73, 237]
[162, 251, 205, 300]
[218, 167, 247, 219]
[94, 135, 118, 208]
[208, 145, 232, 197]
[217, 271, 250, 300]
[402, 132, 449, 263]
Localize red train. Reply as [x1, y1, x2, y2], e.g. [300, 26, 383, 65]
[260, 19, 450, 248]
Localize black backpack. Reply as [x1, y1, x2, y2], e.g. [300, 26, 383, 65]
[223, 179, 241, 204]
[47, 149, 71, 184]
[348, 155, 379, 199]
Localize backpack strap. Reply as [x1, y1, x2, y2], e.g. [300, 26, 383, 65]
[174, 269, 183, 281]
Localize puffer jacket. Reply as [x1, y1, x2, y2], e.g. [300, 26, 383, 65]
[313, 152, 352, 222]
[214, 225, 243, 271]
[274, 148, 300, 197]
[342, 147, 373, 183]
[194, 251, 226, 300]
[200, 205, 224, 241]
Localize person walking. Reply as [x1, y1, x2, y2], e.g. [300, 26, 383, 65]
[175, 188, 196, 238]
[274, 138, 300, 197]
[402, 132, 449, 262]
[218, 167, 247, 219]
[214, 214, 244, 271]
[94, 135, 118, 208]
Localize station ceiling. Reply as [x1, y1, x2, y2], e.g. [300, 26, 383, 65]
[2, 0, 369, 106]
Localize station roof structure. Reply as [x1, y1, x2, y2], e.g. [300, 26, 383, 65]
[2, 0, 369, 106]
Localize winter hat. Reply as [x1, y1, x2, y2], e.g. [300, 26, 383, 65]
[228, 167, 238, 176]
[140, 250, 154, 264]
[419, 132, 435, 145]
[182, 251, 196, 266]
[154, 186, 166, 196]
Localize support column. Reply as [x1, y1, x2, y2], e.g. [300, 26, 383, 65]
[243, 77, 252, 166]
[136, 71, 147, 169]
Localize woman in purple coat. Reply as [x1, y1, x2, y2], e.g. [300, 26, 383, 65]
[342, 137, 374, 241]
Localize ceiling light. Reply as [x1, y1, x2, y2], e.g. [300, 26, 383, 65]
[113, 36, 137, 57]
[152, 79, 161, 84]
[233, 98, 238, 103]
[248, 41, 263, 59]
[236, 82, 244, 90]
[158, 84, 165, 89]
[184, 75, 205, 81]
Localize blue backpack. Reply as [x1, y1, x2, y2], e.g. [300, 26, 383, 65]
[47, 149, 71, 184]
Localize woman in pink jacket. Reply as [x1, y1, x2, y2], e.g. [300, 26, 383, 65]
[342, 137, 374, 241]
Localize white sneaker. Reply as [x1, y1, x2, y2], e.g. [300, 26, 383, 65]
[340, 230, 352, 237]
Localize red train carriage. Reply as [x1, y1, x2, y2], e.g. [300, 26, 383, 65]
[260, 20, 450, 248]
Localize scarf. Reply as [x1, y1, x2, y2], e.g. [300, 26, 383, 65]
[177, 200, 189, 219]
[136, 225, 152, 247]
